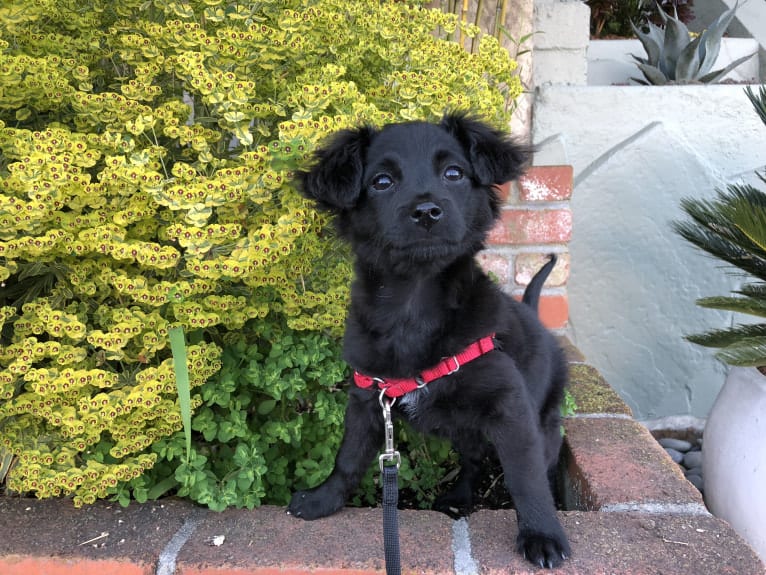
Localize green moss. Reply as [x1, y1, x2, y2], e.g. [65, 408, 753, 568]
[568, 364, 633, 417]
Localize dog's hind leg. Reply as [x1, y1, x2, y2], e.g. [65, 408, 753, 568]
[288, 387, 382, 520]
[433, 430, 489, 517]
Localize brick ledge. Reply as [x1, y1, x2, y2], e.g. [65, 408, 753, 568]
[1, 347, 764, 574]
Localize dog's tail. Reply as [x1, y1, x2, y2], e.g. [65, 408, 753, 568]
[521, 254, 557, 311]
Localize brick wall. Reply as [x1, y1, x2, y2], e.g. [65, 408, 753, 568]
[479, 165, 573, 331]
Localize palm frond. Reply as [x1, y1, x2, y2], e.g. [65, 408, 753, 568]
[695, 295, 766, 318]
[745, 85, 766, 128]
[686, 323, 766, 348]
[736, 282, 766, 299]
[715, 337, 766, 367]
[673, 184, 766, 280]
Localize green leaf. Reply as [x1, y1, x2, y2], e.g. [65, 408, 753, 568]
[257, 399, 277, 415]
[715, 337, 766, 367]
[687, 323, 766, 347]
[745, 85, 766, 127]
[169, 326, 193, 465]
[695, 295, 766, 318]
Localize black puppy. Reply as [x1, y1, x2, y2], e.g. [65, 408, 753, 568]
[288, 113, 570, 569]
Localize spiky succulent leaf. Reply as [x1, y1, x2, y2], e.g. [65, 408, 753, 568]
[633, 62, 670, 84]
[686, 324, 766, 349]
[697, 0, 740, 77]
[631, 0, 746, 84]
[631, 19, 664, 68]
[660, 10, 691, 80]
[675, 34, 703, 80]
[698, 53, 757, 84]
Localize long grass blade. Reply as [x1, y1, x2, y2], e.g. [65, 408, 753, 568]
[169, 325, 192, 464]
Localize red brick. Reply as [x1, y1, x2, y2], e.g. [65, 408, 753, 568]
[519, 165, 573, 202]
[490, 209, 572, 245]
[470, 510, 764, 575]
[177, 506, 453, 575]
[514, 252, 569, 287]
[1, 558, 150, 575]
[563, 417, 705, 511]
[476, 251, 512, 285]
[512, 293, 569, 329]
[539, 294, 568, 329]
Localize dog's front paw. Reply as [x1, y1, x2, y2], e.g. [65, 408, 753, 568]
[287, 488, 344, 521]
[516, 529, 570, 569]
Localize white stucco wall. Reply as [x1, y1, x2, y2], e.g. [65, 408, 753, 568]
[533, 84, 766, 418]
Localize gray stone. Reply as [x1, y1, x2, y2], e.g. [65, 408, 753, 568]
[664, 448, 685, 465]
[686, 474, 704, 492]
[684, 466, 703, 478]
[683, 450, 703, 470]
[659, 438, 693, 452]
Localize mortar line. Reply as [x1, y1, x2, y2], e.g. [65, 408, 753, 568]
[156, 513, 204, 575]
[452, 518, 479, 575]
[601, 502, 710, 516]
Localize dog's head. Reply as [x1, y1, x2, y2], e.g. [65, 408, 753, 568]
[297, 113, 530, 275]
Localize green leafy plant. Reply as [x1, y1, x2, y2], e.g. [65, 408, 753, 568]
[587, 1, 695, 39]
[673, 86, 766, 367]
[0, 0, 522, 507]
[588, 0, 651, 38]
[631, 0, 753, 85]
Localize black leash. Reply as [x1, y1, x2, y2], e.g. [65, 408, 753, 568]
[379, 393, 402, 575]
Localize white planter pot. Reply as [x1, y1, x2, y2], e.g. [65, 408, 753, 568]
[703, 366, 766, 562]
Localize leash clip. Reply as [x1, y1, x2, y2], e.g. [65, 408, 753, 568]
[379, 390, 401, 472]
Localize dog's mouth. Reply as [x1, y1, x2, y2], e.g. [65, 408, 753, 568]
[387, 237, 466, 263]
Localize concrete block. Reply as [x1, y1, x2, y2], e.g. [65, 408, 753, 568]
[534, 49, 588, 85]
[534, 0, 590, 50]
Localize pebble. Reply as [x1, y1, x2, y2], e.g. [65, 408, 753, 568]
[664, 447, 685, 464]
[657, 433, 704, 496]
[683, 450, 703, 469]
[659, 437, 693, 452]
[686, 474, 704, 491]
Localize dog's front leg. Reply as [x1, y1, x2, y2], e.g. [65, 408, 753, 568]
[288, 387, 383, 520]
[488, 415, 570, 568]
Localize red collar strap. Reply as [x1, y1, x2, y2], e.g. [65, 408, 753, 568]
[353, 334, 497, 398]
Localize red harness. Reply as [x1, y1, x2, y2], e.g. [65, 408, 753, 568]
[353, 334, 497, 398]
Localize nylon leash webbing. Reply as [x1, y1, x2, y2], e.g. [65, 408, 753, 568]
[382, 465, 401, 575]
[379, 392, 402, 575]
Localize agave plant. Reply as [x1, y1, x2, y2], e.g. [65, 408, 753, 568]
[631, 1, 754, 85]
[673, 85, 766, 366]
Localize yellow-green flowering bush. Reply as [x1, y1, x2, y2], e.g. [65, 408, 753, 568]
[0, 0, 521, 507]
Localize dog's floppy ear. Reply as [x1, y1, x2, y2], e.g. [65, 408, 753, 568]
[296, 126, 375, 212]
[440, 113, 531, 185]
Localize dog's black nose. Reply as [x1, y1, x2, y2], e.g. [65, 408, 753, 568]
[411, 202, 443, 230]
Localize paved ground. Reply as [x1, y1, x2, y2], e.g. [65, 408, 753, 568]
[1, 497, 764, 574]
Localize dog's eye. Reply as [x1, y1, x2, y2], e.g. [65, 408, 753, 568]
[444, 166, 464, 181]
[371, 174, 394, 192]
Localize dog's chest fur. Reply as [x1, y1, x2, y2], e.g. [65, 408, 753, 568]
[345, 273, 446, 377]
